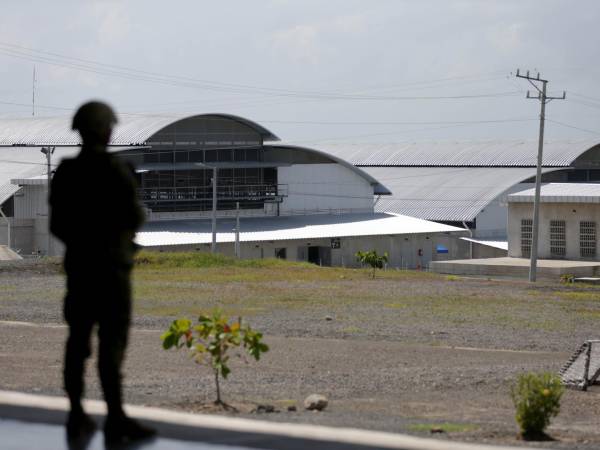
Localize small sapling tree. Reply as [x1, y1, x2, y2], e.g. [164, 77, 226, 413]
[510, 372, 564, 440]
[355, 250, 389, 278]
[161, 309, 268, 406]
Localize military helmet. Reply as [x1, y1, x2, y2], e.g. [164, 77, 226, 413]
[72, 101, 117, 132]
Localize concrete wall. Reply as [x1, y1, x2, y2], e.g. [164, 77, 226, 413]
[475, 172, 572, 239]
[278, 164, 373, 214]
[14, 185, 47, 220]
[508, 201, 600, 260]
[143, 232, 469, 269]
[0, 217, 63, 257]
[471, 243, 507, 259]
[0, 218, 35, 255]
[475, 183, 533, 239]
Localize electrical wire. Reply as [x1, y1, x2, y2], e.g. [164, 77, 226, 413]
[546, 119, 600, 136]
[0, 41, 512, 98]
[0, 42, 520, 101]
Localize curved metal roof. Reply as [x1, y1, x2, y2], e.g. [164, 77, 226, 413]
[508, 183, 600, 203]
[0, 113, 279, 146]
[301, 140, 600, 167]
[264, 144, 391, 195]
[136, 213, 465, 247]
[363, 166, 560, 221]
[0, 145, 139, 204]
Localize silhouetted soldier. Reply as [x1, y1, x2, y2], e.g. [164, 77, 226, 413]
[50, 101, 155, 445]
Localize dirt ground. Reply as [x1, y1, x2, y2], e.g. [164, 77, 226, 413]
[1, 259, 600, 449]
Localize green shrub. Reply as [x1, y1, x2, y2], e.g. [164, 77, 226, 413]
[355, 250, 388, 278]
[161, 309, 268, 405]
[560, 274, 575, 284]
[510, 372, 564, 439]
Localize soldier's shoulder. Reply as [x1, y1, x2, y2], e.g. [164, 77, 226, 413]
[108, 154, 136, 177]
[54, 157, 79, 175]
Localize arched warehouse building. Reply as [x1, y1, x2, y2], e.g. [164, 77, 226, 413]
[304, 140, 600, 252]
[0, 113, 465, 267]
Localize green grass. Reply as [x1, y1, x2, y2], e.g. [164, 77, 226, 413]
[129, 253, 600, 333]
[135, 250, 315, 270]
[5, 252, 600, 337]
[408, 422, 477, 433]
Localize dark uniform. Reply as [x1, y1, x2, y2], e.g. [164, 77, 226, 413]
[50, 101, 153, 445]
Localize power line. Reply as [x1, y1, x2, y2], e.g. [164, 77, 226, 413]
[569, 92, 600, 104]
[292, 119, 536, 144]
[0, 42, 520, 102]
[0, 41, 512, 99]
[546, 118, 600, 136]
[258, 118, 536, 126]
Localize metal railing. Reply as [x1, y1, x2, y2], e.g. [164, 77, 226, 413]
[138, 184, 288, 203]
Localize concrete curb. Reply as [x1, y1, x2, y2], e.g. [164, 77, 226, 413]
[0, 390, 548, 450]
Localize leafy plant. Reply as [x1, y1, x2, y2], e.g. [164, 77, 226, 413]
[355, 250, 389, 278]
[161, 309, 269, 405]
[510, 372, 564, 439]
[560, 273, 575, 284]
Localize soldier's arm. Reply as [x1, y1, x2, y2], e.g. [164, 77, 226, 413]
[49, 166, 70, 243]
[114, 160, 145, 233]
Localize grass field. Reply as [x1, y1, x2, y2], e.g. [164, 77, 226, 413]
[129, 252, 600, 341]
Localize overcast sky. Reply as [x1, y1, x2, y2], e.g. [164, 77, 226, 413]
[0, 0, 599, 143]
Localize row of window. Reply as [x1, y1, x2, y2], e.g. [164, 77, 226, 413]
[521, 219, 597, 258]
[143, 147, 263, 164]
[141, 168, 277, 189]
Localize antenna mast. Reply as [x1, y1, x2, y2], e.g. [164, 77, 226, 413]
[32, 65, 36, 116]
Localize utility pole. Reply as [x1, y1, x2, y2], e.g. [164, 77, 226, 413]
[515, 69, 565, 282]
[211, 167, 217, 253]
[41, 146, 55, 255]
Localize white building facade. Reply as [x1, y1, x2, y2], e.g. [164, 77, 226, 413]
[507, 183, 600, 260]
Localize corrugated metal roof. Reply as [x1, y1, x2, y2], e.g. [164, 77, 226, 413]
[135, 212, 465, 247]
[0, 183, 20, 206]
[508, 183, 600, 203]
[0, 146, 140, 204]
[297, 140, 599, 167]
[0, 146, 78, 204]
[0, 113, 279, 146]
[364, 166, 559, 221]
[264, 144, 391, 195]
[10, 175, 46, 185]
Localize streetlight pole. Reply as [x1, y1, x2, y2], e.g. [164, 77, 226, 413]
[211, 167, 217, 253]
[40, 146, 55, 256]
[235, 201, 240, 258]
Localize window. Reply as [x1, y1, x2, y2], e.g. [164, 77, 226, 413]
[275, 248, 287, 259]
[580, 221, 596, 258]
[521, 219, 532, 257]
[567, 170, 587, 182]
[550, 220, 566, 257]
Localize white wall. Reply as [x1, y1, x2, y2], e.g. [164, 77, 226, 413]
[145, 233, 469, 269]
[508, 201, 600, 260]
[475, 183, 534, 239]
[14, 185, 48, 220]
[278, 164, 373, 214]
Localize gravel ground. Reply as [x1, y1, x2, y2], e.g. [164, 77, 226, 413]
[1, 259, 600, 449]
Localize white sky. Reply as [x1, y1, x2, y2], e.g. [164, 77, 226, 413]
[0, 0, 599, 143]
